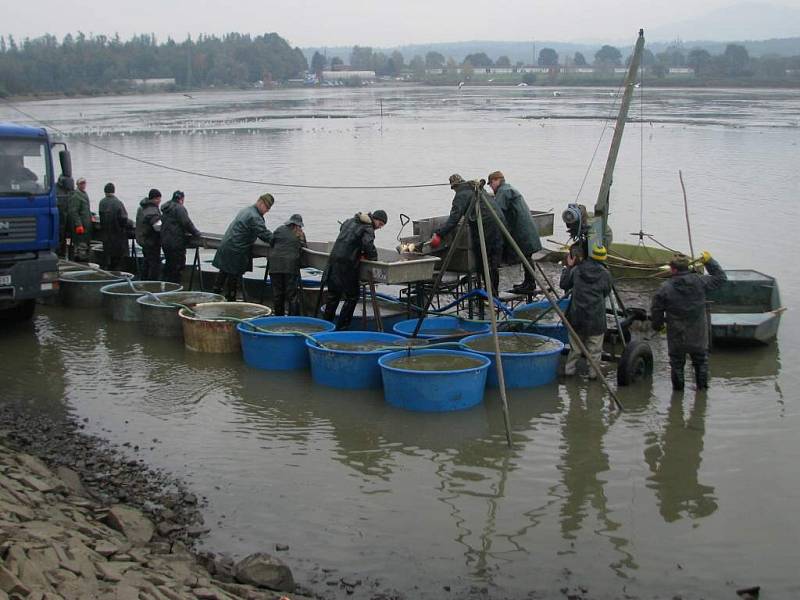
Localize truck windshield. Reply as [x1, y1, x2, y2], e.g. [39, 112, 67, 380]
[0, 139, 50, 196]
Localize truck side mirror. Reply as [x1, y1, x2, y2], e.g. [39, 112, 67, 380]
[59, 150, 72, 178]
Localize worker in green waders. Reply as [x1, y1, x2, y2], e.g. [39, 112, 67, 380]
[269, 213, 307, 316]
[323, 210, 387, 330]
[66, 177, 93, 262]
[487, 170, 542, 293]
[212, 193, 274, 301]
[560, 243, 613, 379]
[651, 252, 726, 391]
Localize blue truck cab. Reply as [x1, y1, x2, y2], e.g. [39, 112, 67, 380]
[0, 122, 71, 320]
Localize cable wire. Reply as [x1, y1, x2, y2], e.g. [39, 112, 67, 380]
[1, 98, 451, 191]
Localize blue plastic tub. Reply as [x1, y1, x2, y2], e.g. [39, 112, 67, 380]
[379, 349, 491, 412]
[306, 331, 409, 389]
[393, 315, 491, 340]
[237, 316, 335, 371]
[460, 332, 564, 388]
[511, 297, 571, 344]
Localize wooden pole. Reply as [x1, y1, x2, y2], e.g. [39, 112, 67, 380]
[678, 170, 695, 260]
[479, 196, 625, 411]
[474, 189, 513, 448]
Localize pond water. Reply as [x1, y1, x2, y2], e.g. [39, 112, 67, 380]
[1, 86, 799, 599]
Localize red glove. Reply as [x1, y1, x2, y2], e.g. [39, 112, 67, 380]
[430, 233, 442, 249]
[75, 225, 85, 235]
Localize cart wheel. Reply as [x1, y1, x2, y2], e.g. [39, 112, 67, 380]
[617, 340, 653, 386]
[0, 299, 35, 322]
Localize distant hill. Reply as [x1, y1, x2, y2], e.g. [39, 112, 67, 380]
[649, 2, 800, 42]
[302, 35, 800, 67]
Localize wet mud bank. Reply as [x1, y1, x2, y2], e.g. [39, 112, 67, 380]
[0, 403, 311, 599]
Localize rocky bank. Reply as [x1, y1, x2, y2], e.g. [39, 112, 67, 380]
[0, 407, 309, 600]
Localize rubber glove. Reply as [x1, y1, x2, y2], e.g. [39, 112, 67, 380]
[75, 225, 85, 235]
[430, 233, 442, 249]
[701, 250, 712, 264]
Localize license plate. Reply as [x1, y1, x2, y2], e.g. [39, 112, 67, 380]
[0, 275, 11, 286]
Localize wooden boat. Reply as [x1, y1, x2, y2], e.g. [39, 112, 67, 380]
[707, 270, 783, 345]
[543, 241, 678, 279]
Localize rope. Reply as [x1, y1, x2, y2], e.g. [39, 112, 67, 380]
[0, 98, 450, 191]
[573, 78, 627, 203]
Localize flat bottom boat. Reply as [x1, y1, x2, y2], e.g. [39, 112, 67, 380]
[708, 270, 783, 345]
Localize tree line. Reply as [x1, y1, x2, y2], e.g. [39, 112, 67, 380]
[0, 32, 308, 96]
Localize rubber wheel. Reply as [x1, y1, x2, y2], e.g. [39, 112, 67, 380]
[617, 340, 653, 386]
[0, 299, 36, 322]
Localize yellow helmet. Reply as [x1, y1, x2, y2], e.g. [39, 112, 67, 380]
[591, 244, 607, 262]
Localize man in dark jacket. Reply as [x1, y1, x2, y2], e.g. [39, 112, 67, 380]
[135, 188, 163, 280]
[212, 193, 275, 301]
[651, 252, 727, 391]
[323, 210, 386, 330]
[98, 182, 132, 271]
[269, 214, 307, 316]
[67, 177, 93, 262]
[160, 190, 202, 284]
[430, 175, 505, 296]
[560, 243, 613, 379]
[55, 175, 74, 258]
[488, 170, 542, 293]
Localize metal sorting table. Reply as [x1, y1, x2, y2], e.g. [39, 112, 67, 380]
[405, 211, 555, 273]
[198, 234, 440, 285]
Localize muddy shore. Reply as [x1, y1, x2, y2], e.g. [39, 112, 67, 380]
[0, 403, 315, 600]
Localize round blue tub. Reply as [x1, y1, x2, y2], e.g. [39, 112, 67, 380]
[306, 331, 408, 389]
[379, 349, 491, 412]
[460, 332, 564, 388]
[237, 316, 335, 371]
[511, 297, 571, 344]
[393, 315, 490, 340]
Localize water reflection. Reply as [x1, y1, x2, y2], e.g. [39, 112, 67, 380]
[644, 393, 718, 522]
[557, 382, 636, 574]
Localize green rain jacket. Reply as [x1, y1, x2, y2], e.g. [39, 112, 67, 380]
[212, 204, 273, 275]
[66, 189, 92, 245]
[493, 182, 542, 260]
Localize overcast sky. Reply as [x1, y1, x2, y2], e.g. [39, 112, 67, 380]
[3, 0, 800, 47]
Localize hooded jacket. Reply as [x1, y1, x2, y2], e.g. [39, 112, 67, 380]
[269, 224, 307, 274]
[559, 258, 613, 337]
[212, 204, 273, 275]
[493, 182, 542, 259]
[436, 183, 505, 260]
[329, 212, 378, 265]
[135, 197, 162, 251]
[651, 258, 727, 353]
[98, 194, 131, 258]
[160, 199, 201, 252]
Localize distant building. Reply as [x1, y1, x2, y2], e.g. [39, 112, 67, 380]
[321, 70, 376, 81]
[118, 78, 176, 88]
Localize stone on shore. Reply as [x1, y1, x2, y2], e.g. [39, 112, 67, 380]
[104, 505, 155, 545]
[234, 553, 295, 592]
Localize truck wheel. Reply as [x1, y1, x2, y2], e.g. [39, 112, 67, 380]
[617, 340, 653, 386]
[0, 300, 36, 322]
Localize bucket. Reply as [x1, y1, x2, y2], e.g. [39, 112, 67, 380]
[179, 302, 271, 353]
[100, 281, 183, 322]
[460, 332, 564, 388]
[393, 315, 491, 340]
[511, 297, 571, 344]
[59, 270, 133, 309]
[306, 331, 409, 389]
[237, 316, 335, 370]
[137, 291, 225, 337]
[378, 348, 490, 412]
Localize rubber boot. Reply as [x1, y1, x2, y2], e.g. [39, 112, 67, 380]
[692, 353, 709, 390]
[336, 298, 359, 331]
[512, 267, 537, 294]
[669, 353, 686, 391]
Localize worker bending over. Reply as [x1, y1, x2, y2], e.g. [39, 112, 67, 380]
[269, 213, 306, 316]
[323, 210, 387, 330]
